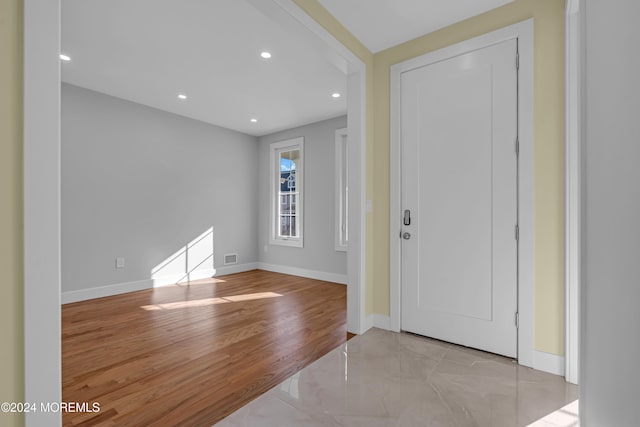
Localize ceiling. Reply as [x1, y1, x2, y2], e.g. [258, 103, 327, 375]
[61, 0, 348, 137]
[317, 0, 514, 53]
[62, 1, 516, 136]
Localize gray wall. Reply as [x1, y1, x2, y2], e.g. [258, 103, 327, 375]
[581, 1, 640, 425]
[62, 84, 259, 292]
[258, 116, 347, 276]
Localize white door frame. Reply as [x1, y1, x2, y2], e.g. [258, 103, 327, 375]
[23, 1, 368, 425]
[565, 0, 581, 385]
[389, 20, 535, 368]
[23, 2, 62, 426]
[268, 1, 368, 335]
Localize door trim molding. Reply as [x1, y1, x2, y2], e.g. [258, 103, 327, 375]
[533, 350, 566, 377]
[269, 0, 369, 335]
[389, 19, 534, 367]
[564, 0, 581, 385]
[23, 0, 62, 425]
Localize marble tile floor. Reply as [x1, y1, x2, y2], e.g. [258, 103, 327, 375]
[529, 400, 579, 427]
[216, 328, 578, 427]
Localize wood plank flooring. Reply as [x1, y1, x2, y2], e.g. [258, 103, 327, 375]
[62, 270, 349, 426]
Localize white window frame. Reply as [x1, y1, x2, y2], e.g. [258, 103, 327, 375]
[335, 128, 348, 251]
[270, 137, 304, 247]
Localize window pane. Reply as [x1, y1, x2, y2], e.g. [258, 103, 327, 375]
[278, 149, 299, 238]
[271, 138, 303, 246]
[280, 216, 290, 237]
[280, 171, 295, 192]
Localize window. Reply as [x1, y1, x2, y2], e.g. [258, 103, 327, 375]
[270, 137, 304, 247]
[335, 128, 348, 251]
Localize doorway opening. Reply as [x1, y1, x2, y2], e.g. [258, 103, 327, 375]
[23, 1, 367, 424]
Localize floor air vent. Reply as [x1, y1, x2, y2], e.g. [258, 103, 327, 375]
[224, 253, 238, 265]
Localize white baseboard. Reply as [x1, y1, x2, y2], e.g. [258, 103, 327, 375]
[257, 262, 347, 285]
[373, 314, 391, 330]
[62, 279, 153, 304]
[215, 262, 259, 276]
[152, 268, 217, 287]
[361, 314, 391, 334]
[62, 268, 216, 303]
[533, 350, 566, 376]
[189, 268, 216, 281]
[362, 314, 374, 332]
[61, 262, 341, 304]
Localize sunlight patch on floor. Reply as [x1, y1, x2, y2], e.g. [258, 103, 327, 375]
[140, 292, 282, 310]
[528, 400, 579, 427]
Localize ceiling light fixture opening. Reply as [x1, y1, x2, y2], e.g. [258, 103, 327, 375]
[260, 51, 272, 59]
[250, 118, 258, 123]
[60, 54, 71, 62]
[178, 94, 187, 100]
[332, 92, 341, 98]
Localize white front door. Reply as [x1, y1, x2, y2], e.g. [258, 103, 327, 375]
[400, 39, 519, 358]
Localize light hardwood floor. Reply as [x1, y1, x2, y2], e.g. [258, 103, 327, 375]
[62, 270, 349, 426]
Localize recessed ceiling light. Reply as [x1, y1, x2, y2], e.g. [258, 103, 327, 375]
[332, 92, 341, 98]
[178, 94, 187, 100]
[260, 51, 272, 59]
[59, 54, 71, 62]
[250, 118, 258, 123]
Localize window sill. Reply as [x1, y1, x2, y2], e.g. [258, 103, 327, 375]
[270, 238, 304, 248]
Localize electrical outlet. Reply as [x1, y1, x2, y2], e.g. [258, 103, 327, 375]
[116, 257, 125, 268]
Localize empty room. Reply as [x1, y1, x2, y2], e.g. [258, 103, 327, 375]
[58, 0, 355, 425]
[5, 0, 640, 426]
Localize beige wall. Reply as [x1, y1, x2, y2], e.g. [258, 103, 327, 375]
[372, 0, 566, 355]
[297, 0, 566, 355]
[0, 0, 25, 426]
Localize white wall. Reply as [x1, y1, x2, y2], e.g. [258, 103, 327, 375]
[61, 84, 259, 295]
[580, 1, 640, 425]
[258, 116, 347, 279]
